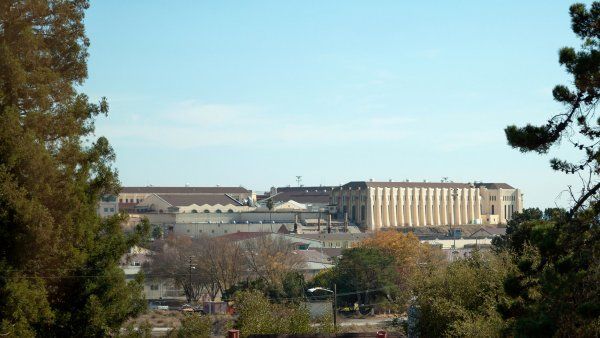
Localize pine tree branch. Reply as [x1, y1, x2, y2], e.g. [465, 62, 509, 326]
[568, 180, 600, 218]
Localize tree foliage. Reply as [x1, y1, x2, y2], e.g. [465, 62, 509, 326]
[495, 210, 600, 336]
[167, 315, 212, 338]
[413, 251, 515, 338]
[500, 3, 600, 336]
[0, 1, 148, 335]
[505, 2, 600, 215]
[233, 290, 328, 337]
[313, 231, 444, 312]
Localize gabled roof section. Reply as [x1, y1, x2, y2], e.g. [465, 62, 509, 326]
[155, 193, 243, 207]
[121, 186, 251, 194]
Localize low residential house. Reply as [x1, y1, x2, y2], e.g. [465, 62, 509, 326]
[281, 232, 372, 249]
[97, 194, 118, 217]
[134, 193, 254, 214]
[293, 249, 335, 278]
[119, 246, 185, 300]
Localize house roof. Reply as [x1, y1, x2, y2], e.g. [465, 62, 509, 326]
[155, 193, 243, 207]
[121, 186, 251, 194]
[467, 227, 507, 238]
[293, 249, 332, 264]
[287, 232, 372, 241]
[320, 248, 344, 258]
[216, 232, 271, 242]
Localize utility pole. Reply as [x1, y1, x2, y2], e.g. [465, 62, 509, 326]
[317, 211, 321, 233]
[296, 175, 302, 187]
[333, 284, 337, 332]
[188, 256, 193, 302]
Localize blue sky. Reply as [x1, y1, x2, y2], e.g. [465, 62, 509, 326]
[84, 1, 591, 208]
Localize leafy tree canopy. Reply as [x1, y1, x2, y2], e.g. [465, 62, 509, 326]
[0, 1, 148, 336]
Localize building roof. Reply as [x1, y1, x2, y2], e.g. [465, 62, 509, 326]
[266, 186, 332, 204]
[293, 249, 332, 264]
[216, 232, 271, 242]
[473, 183, 515, 189]
[288, 232, 372, 241]
[276, 186, 334, 193]
[121, 186, 251, 194]
[155, 193, 243, 207]
[338, 181, 473, 190]
[467, 227, 507, 238]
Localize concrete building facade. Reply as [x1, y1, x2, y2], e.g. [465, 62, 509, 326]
[331, 181, 522, 230]
[118, 186, 255, 211]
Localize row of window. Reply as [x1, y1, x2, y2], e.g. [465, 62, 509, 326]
[186, 228, 227, 234]
[189, 209, 234, 213]
[120, 198, 141, 203]
[103, 207, 115, 213]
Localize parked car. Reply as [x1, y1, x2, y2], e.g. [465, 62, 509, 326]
[149, 301, 169, 310]
[179, 304, 195, 313]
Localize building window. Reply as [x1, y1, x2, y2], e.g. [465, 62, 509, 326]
[150, 284, 159, 291]
[109, 208, 114, 212]
[204, 210, 210, 213]
[216, 209, 222, 213]
[191, 209, 198, 213]
[104, 208, 108, 212]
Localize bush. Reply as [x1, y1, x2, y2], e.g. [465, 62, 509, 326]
[233, 290, 314, 336]
[168, 315, 212, 338]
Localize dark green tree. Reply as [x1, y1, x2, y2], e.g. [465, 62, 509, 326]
[0, 1, 148, 336]
[320, 247, 400, 309]
[413, 251, 515, 337]
[502, 3, 600, 336]
[505, 2, 600, 217]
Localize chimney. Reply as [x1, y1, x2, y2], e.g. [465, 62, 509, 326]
[327, 215, 332, 234]
[344, 212, 349, 233]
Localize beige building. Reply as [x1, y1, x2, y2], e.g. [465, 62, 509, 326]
[118, 186, 255, 211]
[331, 181, 522, 230]
[135, 193, 254, 214]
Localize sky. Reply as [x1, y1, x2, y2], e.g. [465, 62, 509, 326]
[83, 1, 592, 208]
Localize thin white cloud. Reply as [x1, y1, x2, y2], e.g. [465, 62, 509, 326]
[99, 100, 418, 149]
